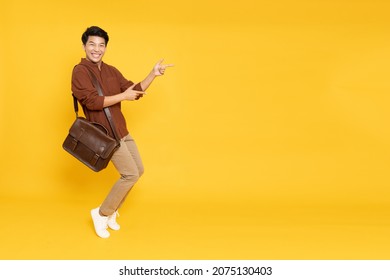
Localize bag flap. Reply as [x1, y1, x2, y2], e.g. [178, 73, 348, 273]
[69, 118, 118, 159]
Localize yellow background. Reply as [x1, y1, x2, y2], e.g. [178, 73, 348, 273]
[1, 0, 390, 259]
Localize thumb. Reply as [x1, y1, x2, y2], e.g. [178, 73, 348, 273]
[157, 58, 164, 65]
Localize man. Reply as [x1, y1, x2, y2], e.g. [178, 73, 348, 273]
[72, 26, 173, 238]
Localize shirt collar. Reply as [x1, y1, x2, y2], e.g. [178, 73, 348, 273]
[80, 58, 104, 69]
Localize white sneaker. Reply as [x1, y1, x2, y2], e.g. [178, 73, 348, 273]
[91, 207, 110, 238]
[107, 211, 120, 231]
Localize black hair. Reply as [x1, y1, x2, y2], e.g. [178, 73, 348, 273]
[81, 26, 109, 45]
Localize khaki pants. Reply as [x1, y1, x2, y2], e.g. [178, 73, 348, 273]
[100, 134, 144, 216]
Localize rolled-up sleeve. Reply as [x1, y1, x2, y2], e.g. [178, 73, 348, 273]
[71, 67, 105, 111]
[132, 82, 143, 91]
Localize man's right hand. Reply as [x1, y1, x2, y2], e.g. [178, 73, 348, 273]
[123, 84, 145, 101]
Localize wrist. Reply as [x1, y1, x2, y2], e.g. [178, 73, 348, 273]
[119, 92, 126, 101]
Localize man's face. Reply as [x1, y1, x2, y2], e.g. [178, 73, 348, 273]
[83, 36, 106, 64]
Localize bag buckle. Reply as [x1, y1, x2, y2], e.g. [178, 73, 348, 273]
[91, 153, 100, 165]
[71, 138, 78, 151]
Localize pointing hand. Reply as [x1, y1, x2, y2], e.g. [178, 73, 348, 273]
[153, 59, 174, 76]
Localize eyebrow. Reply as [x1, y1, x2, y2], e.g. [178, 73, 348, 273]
[87, 41, 105, 45]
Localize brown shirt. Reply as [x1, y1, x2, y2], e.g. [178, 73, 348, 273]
[71, 58, 142, 139]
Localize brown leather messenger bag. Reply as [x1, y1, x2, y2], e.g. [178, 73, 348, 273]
[62, 67, 120, 172]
